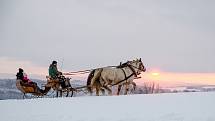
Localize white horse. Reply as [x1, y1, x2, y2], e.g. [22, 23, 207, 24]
[87, 58, 146, 96]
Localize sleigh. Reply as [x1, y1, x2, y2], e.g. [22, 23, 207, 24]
[45, 76, 75, 97]
[16, 79, 45, 98]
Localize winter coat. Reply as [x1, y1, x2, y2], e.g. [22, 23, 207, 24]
[23, 73, 33, 83]
[16, 72, 28, 83]
[49, 64, 59, 78]
[16, 72, 24, 80]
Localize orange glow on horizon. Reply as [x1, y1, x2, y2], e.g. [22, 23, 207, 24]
[68, 70, 215, 87]
[136, 71, 215, 87]
[0, 57, 214, 87]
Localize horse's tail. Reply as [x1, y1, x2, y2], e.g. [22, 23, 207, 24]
[87, 68, 103, 93]
[87, 69, 95, 93]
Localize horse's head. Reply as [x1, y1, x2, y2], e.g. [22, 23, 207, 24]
[138, 58, 146, 72]
[129, 58, 146, 75]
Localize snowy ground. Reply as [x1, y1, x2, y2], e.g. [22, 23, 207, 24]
[1, 92, 215, 121]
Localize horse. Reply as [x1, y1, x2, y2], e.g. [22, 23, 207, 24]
[87, 58, 146, 96]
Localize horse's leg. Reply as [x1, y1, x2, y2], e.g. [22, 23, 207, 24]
[55, 83, 61, 97]
[131, 82, 136, 92]
[56, 90, 58, 97]
[96, 86, 99, 96]
[103, 85, 112, 95]
[60, 90, 63, 97]
[23, 93, 26, 99]
[117, 85, 122, 95]
[124, 83, 129, 95]
[101, 88, 105, 95]
[89, 88, 93, 96]
[95, 80, 101, 96]
[98, 82, 106, 95]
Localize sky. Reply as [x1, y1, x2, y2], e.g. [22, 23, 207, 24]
[0, 0, 215, 86]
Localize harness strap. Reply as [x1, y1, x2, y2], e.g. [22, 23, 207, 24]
[121, 68, 127, 80]
[112, 73, 134, 86]
[111, 63, 138, 86]
[127, 65, 138, 77]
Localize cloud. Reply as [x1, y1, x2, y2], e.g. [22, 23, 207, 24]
[1, 0, 215, 73]
[0, 57, 88, 80]
[0, 57, 48, 76]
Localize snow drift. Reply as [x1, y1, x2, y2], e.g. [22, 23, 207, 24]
[1, 92, 215, 121]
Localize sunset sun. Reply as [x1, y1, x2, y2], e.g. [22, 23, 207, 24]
[151, 72, 160, 76]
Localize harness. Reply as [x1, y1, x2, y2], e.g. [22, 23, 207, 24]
[127, 64, 138, 77]
[112, 72, 134, 86]
[87, 61, 144, 87]
[111, 64, 138, 86]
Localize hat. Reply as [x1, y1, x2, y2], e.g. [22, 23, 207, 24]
[19, 68, 23, 72]
[52, 61, 57, 64]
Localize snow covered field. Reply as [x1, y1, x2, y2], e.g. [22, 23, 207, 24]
[1, 92, 215, 121]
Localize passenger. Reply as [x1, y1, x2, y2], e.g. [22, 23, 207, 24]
[16, 68, 43, 93]
[23, 72, 36, 86]
[16, 68, 25, 82]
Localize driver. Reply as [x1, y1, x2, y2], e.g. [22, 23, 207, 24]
[48, 61, 68, 88]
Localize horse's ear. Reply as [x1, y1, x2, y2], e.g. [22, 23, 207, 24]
[140, 58, 141, 61]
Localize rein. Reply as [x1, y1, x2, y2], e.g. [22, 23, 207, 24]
[64, 66, 117, 75]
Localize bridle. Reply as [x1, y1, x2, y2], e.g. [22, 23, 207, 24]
[126, 60, 146, 75]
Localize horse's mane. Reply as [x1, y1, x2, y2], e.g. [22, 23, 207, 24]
[116, 61, 131, 68]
